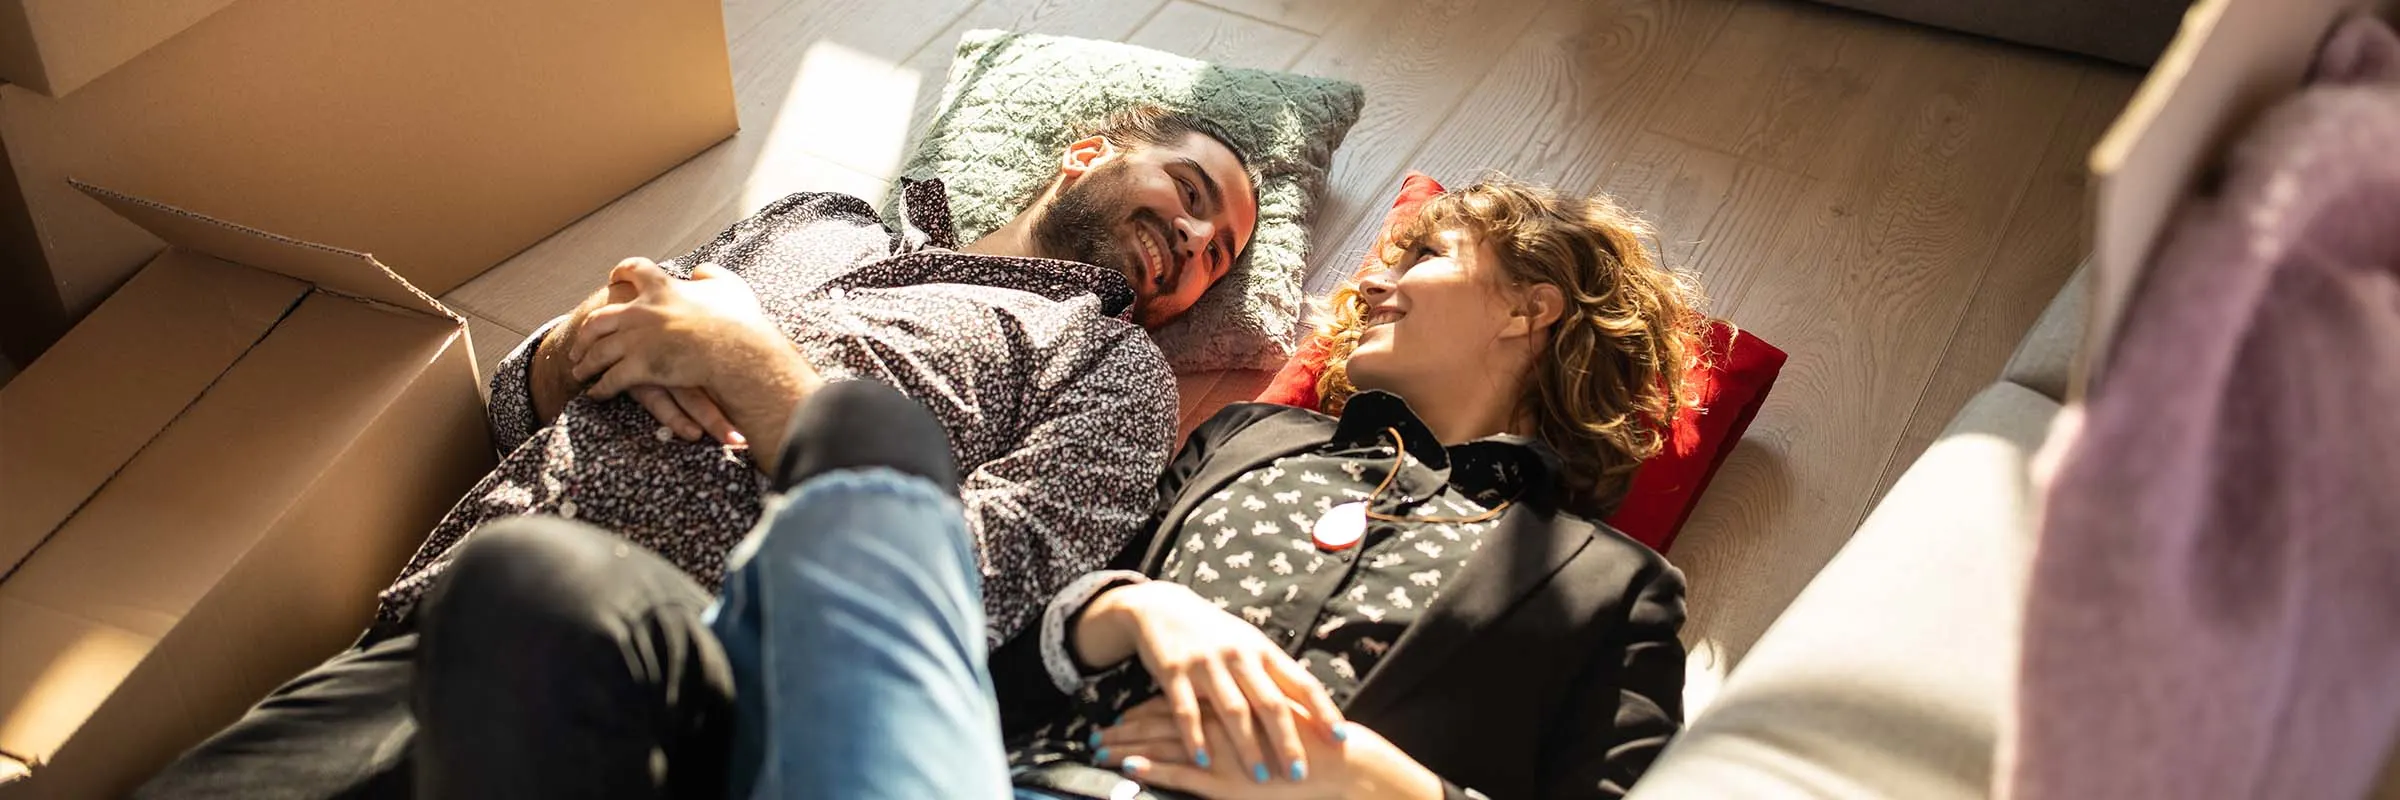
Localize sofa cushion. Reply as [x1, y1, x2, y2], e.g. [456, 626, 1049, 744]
[1629, 381, 2060, 799]
[2002, 263, 2091, 403]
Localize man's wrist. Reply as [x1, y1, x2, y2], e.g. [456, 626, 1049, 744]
[716, 326, 821, 467]
[529, 318, 585, 423]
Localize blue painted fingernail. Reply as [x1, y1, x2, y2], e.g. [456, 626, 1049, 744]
[1194, 748, 1210, 769]
[1088, 730, 1102, 748]
[1095, 747, 1110, 763]
[1119, 758, 1141, 776]
[1290, 761, 1307, 781]
[1333, 724, 1352, 743]
[1253, 763, 1270, 784]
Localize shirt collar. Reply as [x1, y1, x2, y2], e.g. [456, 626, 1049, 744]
[1329, 390, 1562, 510]
[894, 177, 960, 250]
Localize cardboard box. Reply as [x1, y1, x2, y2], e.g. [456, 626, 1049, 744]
[0, 0, 236, 97]
[0, 181, 498, 797]
[0, 0, 737, 367]
[2084, 0, 2396, 393]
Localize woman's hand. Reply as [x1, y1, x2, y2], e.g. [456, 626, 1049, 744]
[1076, 582, 1345, 787]
[1093, 697, 1442, 800]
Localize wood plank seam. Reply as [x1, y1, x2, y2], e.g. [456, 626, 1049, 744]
[1182, 0, 1323, 40]
[1843, 66, 2089, 517]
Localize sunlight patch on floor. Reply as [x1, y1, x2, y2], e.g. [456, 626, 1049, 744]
[742, 41, 920, 212]
[1684, 635, 1731, 719]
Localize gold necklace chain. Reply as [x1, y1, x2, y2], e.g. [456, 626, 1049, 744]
[1357, 426, 1512, 524]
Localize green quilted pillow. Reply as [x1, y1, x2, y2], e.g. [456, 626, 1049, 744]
[898, 29, 1365, 372]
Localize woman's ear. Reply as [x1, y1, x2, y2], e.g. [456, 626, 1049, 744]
[1501, 283, 1567, 340]
[1057, 135, 1118, 182]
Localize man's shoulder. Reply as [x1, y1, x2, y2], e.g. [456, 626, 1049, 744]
[759, 191, 888, 229]
[1069, 317, 1175, 386]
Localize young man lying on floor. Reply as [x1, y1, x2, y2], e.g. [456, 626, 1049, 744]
[136, 104, 1261, 800]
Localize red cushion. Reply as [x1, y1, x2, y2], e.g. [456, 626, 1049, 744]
[1254, 173, 1786, 553]
[1602, 320, 1785, 551]
[1254, 334, 1335, 409]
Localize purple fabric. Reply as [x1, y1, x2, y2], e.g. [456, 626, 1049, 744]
[2007, 15, 2400, 799]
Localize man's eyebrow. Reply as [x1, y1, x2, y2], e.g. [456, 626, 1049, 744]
[1177, 157, 1226, 215]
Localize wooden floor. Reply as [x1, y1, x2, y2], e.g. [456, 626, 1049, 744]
[442, 0, 2139, 708]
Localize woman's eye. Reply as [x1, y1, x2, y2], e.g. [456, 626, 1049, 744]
[1180, 181, 1198, 209]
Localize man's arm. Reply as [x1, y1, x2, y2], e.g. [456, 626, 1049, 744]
[962, 328, 1179, 649]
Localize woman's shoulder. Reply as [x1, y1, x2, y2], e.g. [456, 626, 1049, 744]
[1189, 401, 1337, 446]
[1537, 505, 1682, 577]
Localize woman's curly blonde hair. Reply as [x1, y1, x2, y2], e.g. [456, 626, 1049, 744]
[1315, 176, 1709, 515]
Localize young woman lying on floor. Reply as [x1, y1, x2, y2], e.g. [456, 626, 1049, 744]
[411, 176, 1706, 800]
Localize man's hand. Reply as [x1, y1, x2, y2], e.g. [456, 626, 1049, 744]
[569, 258, 825, 468]
[529, 276, 638, 425]
[626, 385, 744, 446]
[570, 258, 778, 393]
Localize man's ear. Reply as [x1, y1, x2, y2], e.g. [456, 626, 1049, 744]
[1500, 283, 1566, 340]
[1058, 134, 1118, 182]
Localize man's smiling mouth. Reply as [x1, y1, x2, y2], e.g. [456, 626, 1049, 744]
[1136, 229, 1165, 285]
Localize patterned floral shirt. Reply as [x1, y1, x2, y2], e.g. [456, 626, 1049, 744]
[379, 180, 1178, 646]
[1013, 391, 1545, 765]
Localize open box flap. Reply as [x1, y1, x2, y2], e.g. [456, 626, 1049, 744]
[0, 292, 468, 771]
[0, 252, 304, 577]
[69, 180, 461, 324]
[2084, 0, 2394, 394]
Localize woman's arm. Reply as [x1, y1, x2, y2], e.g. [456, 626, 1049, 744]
[1116, 562, 1689, 800]
[1098, 698, 1441, 799]
[986, 403, 1293, 729]
[1547, 563, 1689, 798]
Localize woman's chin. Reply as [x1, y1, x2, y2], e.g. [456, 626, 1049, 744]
[1344, 347, 1394, 389]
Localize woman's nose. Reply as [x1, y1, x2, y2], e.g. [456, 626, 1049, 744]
[1358, 269, 1396, 299]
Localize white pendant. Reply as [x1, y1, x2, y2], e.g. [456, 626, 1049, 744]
[1313, 501, 1368, 551]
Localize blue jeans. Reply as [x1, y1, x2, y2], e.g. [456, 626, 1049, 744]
[708, 468, 1056, 800]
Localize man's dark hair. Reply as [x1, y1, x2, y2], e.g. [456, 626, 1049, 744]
[1083, 104, 1255, 174]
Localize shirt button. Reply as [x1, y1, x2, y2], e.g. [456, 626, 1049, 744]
[654, 426, 675, 442]
[558, 498, 579, 519]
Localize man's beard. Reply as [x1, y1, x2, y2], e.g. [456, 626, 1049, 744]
[1032, 162, 1151, 295]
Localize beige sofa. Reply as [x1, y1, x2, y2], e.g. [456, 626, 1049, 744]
[1632, 267, 2400, 797]
[1629, 265, 2088, 798]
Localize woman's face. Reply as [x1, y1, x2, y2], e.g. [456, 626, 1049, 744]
[1345, 227, 1522, 396]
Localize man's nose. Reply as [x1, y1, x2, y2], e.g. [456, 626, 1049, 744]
[1173, 216, 1213, 262]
